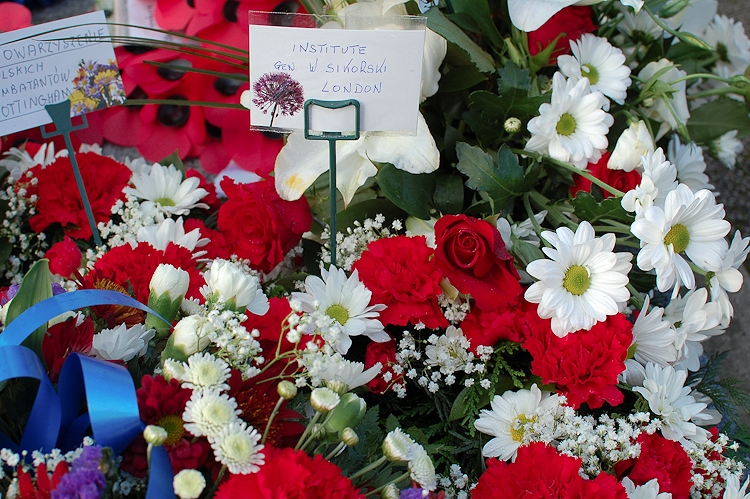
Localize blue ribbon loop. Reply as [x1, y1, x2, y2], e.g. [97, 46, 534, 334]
[0, 289, 175, 498]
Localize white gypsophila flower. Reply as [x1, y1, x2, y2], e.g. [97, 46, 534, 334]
[424, 326, 474, 375]
[712, 130, 743, 169]
[558, 34, 631, 108]
[525, 221, 632, 336]
[90, 324, 155, 362]
[621, 148, 678, 216]
[608, 120, 655, 172]
[208, 421, 264, 474]
[721, 473, 750, 499]
[667, 135, 713, 192]
[123, 163, 208, 220]
[173, 469, 206, 499]
[526, 72, 613, 169]
[172, 315, 214, 357]
[632, 362, 711, 442]
[181, 352, 231, 392]
[630, 296, 678, 367]
[621, 477, 672, 499]
[150, 263, 190, 300]
[637, 59, 690, 140]
[631, 184, 729, 297]
[703, 15, 750, 77]
[137, 217, 209, 255]
[383, 428, 415, 462]
[474, 384, 561, 461]
[183, 388, 240, 438]
[705, 230, 750, 323]
[314, 353, 382, 391]
[407, 443, 437, 491]
[292, 266, 388, 354]
[664, 288, 725, 371]
[201, 259, 269, 315]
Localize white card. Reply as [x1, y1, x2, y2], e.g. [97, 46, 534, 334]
[0, 11, 125, 136]
[249, 24, 425, 133]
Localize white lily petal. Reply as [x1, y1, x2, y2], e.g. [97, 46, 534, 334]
[507, 0, 580, 31]
[364, 114, 439, 174]
[335, 149, 379, 206]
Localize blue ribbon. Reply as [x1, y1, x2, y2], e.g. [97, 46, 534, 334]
[0, 290, 175, 499]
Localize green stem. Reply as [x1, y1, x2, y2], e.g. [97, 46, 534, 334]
[363, 472, 411, 497]
[349, 455, 388, 481]
[523, 192, 546, 243]
[261, 397, 285, 445]
[325, 441, 347, 461]
[627, 284, 645, 311]
[668, 73, 734, 86]
[615, 238, 640, 249]
[294, 411, 322, 451]
[205, 465, 227, 499]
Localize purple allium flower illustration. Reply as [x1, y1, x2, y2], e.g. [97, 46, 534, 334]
[252, 71, 304, 127]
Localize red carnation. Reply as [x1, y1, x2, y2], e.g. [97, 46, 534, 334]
[352, 235, 447, 329]
[614, 433, 693, 499]
[44, 236, 82, 278]
[523, 313, 633, 409]
[473, 442, 627, 499]
[528, 6, 597, 66]
[364, 337, 402, 394]
[246, 296, 296, 360]
[218, 178, 311, 274]
[570, 152, 642, 199]
[42, 315, 95, 383]
[460, 298, 543, 351]
[25, 153, 131, 240]
[433, 214, 522, 312]
[216, 446, 364, 499]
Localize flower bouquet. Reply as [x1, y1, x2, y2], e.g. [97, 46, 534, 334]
[2, 0, 750, 497]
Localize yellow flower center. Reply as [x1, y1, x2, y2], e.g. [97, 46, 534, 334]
[556, 113, 576, 136]
[155, 197, 176, 207]
[510, 414, 535, 442]
[326, 304, 349, 326]
[563, 265, 590, 296]
[581, 64, 599, 85]
[156, 414, 185, 446]
[664, 223, 690, 253]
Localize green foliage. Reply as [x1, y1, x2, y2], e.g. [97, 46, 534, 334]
[424, 7, 495, 74]
[5, 259, 53, 363]
[447, 0, 504, 50]
[159, 150, 186, 179]
[687, 98, 750, 144]
[377, 164, 437, 220]
[571, 193, 635, 225]
[689, 352, 750, 430]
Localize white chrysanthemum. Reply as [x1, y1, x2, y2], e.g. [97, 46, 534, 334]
[705, 230, 750, 323]
[664, 288, 725, 371]
[558, 34, 631, 108]
[526, 72, 613, 169]
[637, 59, 690, 140]
[630, 296, 677, 367]
[621, 148, 678, 216]
[181, 352, 231, 392]
[667, 0, 717, 36]
[407, 443, 436, 491]
[383, 428, 415, 462]
[703, 15, 750, 77]
[90, 324, 155, 362]
[621, 477, 672, 499]
[712, 130, 743, 169]
[632, 363, 711, 442]
[209, 421, 264, 474]
[474, 384, 561, 461]
[525, 221, 632, 337]
[173, 469, 206, 499]
[631, 185, 730, 297]
[608, 120, 654, 172]
[172, 315, 214, 357]
[310, 386, 341, 412]
[292, 266, 388, 354]
[183, 388, 240, 438]
[137, 217, 208, 254]
[722, 474, 750, 499]
[667, 135, 713, 192]
[124, 163, 209, 219]
[201, 259, 269, 315]
[315, 353, 382, 391]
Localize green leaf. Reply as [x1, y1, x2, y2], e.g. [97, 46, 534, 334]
[0, 237, 13, 267]
[468, 89, 549, 125]
[571, 192, 634, 224]
[385, 413, 400, 432]
[433, 175, 465, 214]
[496, 61, 531, 93]
[159, 150, 186, 179]
[448, 385, 491, 422]
[424, 7, 495, 74]
[687, 98, 750, 144]
[448, 0, 504, 49]
[511, 238, 545, 268]
[377, 164, 437, 220]
[4, 260, 53, 363]
[439, 64, 488, 92]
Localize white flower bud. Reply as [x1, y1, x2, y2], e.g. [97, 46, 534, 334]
[171, 315, 213, 357]
[201, 259, 269, 314]
[173, 469, 206, 499]
[504, 117, 522, 134]
[340, 427, 359, 447]
[277, 380, 298, 400]
[608, 120, 654, 172]
[383, 428, 415, 462]
[310, 387, 340, 413]
[382, 484, 400, 499]
[143, 425, 168, 446]
[150, 263, 190, 300]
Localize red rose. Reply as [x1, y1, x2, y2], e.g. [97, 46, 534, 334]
[352, 235, 447, 329]
[364, 337, 402, 395]
[570, 152, 642, 199]
[528, 6, 597, 66]
[614, 433, 693, 499]
[433, 214, 522, 311]
[473, 443, 627, 499]
[44, 236, 82, 278]
[218, 178, 312, 274]
[523, 313, 633, 409]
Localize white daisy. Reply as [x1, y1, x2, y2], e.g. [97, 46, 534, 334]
[183, 388, 240, 438]
[621, 148, 678, 216]
[524, 221, 632, 337]
[630, 184, 729, 296]
[617, 7, 663, 46]
[608, 120, 654, 172]
[664, 288, 725, 371]
[90, 324, 155, 362]
[0, 142, 56, 182]
[630, 296, 678, 367]
[637, 59, 690, 140]
[315, 353, 382, 392]
[632, 362, 711, 442]
[208, 421, 264, 474]
[124, 163, 209, 219]
[526, 72, 613, 169]
[667, 135, 713, 192]
[137, 217, 209, 254]
[705, 230, 750, 323]
[702, 15, 750, 77]
[558, 34, 631, 108]
[721, 474, 750, 499]
[181, 352, 231, 392]
[474, 384, 561, 461]
[712, 130, 743, 169]
[201, 259, 269, 315]
[292, 266, 388, 354]
[621, 477, 672, 499]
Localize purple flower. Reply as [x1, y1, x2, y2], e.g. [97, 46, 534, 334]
[252, 72, 304, 127]
[51, 446, 106, 499]
[400, 488, 428, 499]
